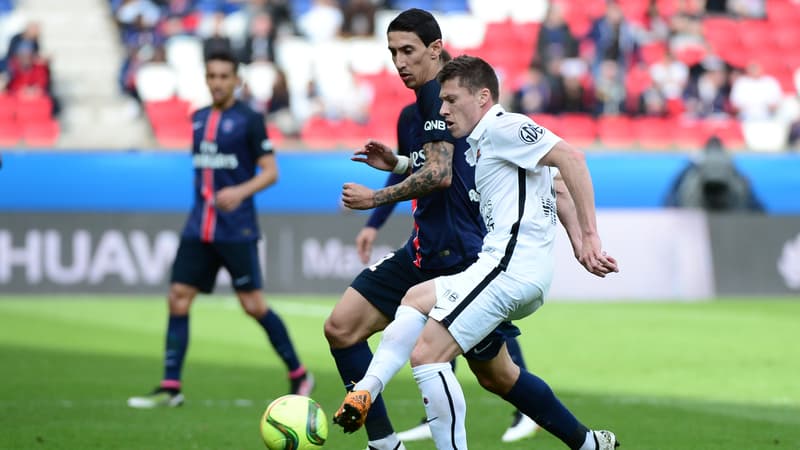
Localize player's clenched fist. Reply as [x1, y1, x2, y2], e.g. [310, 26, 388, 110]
[342, 182, 376, 210]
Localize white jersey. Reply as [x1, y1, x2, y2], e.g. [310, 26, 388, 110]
[465, 104, 562, 294]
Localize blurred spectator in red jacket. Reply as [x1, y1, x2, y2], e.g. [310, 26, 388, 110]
[6, 42, 50, 97]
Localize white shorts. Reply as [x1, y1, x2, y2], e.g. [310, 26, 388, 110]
[430, 255, 544, 353]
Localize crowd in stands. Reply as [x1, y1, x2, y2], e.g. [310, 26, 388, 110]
[0, 0, 59, 146]
[4, 0, 800, 151]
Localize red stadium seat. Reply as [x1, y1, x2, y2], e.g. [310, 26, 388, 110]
[0, 94, 16, 121]
[15, 95, 53, 122]
[0, 119, 21, 146]
[559, 114, 597, 148]
[703, 118, 745, 149]
[634, 117, 675, 150]
[154, 120, 192, 149]
[22, 119, 59, 147]
[597, 116, 634, 148]
[673, 119, 709, 150]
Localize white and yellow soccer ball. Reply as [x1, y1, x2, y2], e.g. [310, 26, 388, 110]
[260, 394, 328, 450]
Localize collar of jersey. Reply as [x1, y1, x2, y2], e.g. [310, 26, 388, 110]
[467, 104, 506, 148]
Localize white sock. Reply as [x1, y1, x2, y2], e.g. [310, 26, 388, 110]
[354, 305, 427, 400]
[413, 362, 468, 450]
[367, 433, 401, 450]
[578, 430, 597, 450]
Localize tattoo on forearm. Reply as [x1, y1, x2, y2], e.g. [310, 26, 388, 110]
[374, 141, 453, 206]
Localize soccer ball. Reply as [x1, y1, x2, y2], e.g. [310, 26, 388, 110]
[260, 394, 328, 450]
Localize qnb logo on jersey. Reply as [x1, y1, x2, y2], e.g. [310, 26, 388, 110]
[519, 123, 545, 144]
[424, 120, 447, 131]
[411, 148, 426, 168]
[468, 189, 480, 203]
[193, 153, 239, 169]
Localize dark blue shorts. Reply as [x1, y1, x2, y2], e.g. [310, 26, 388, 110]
[171, 238, 262, 293]
[350, 246, 519, 361]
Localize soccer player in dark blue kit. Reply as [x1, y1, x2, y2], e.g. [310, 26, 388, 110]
[128, 50, 313, 409]
[355, 99, 540, 445]
[324, 10, 536, 450]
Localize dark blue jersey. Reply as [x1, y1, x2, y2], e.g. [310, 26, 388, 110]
[403, 79, 486, 270]
[182, 101, 273, 242]
[365, 103, 417, 229]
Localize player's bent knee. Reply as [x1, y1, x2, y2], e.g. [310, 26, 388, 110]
[167, 284, 194, 315]
[323, 315, 362, 348]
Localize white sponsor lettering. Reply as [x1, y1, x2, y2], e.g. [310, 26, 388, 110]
[302, 238, 392, 279]
[424, 120, 446, 131]
[778, 233, 800, 289]
[468, 189, 480, 203]
[192, 153, 239, 169]
[411, 148, 425, 168]
[0, 229, 180, 286]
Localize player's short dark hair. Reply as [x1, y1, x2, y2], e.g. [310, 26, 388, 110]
[437, 55, 499, 102]
[387, 8, 442, 47]
[205, 49, 239, 73]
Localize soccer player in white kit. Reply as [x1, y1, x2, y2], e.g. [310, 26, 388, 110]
[336, 55, 621, 449]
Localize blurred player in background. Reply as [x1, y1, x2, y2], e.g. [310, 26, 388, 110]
[336, 54, 620, 450]
[127, 50, 313, 409]
[354, 101, 540, 444]
[325, 9, 535, 449]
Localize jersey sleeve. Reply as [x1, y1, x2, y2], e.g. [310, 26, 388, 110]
[488, 115, 562, 169]
[247, 111, 274, 160]
[416, 80, 455, 145]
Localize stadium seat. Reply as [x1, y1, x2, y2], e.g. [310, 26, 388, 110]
[22, 119, 59, 147]
[703, 118, 745, 149]
[0, 94, 15, 121]
[673, 119, 709, 150]
[597, 116, 634, 148]
[634, 117, 675, 150]
[165, 35, 204, 74]
[0, 119, 21, 146]
[244, 62, 277, 103]
[135, 62, 178, 102]
[741, 120, 790, 152]
[347, 37, 390, 76]
[15, 95, 53, 122]
[154, 120, 192, 149]
[559, 114, 597, 148]
[528, 114, 562, 136]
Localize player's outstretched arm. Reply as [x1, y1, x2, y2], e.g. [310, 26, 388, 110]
[351, 140, 402, 172]
[342, 140, 453, 210]
[541, 141, 618, 277]
[373, 139, 453, 206]
[216, 153, 277, 212]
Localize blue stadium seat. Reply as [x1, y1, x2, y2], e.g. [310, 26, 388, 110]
[433, 0, 469, 13]
[391, 0, 435, 11]
[0, 0, 15, 14]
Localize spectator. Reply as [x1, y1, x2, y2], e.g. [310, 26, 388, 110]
[665, 136, 764, 211]
[586, 1, 638, 76]
[593, 59, 626, 115]
[649, 50, 689, 101]
[548, 58, 593, 114]
[340, 0, 376, 38]
[683, 56, 730, 118]
[6, 41, 50, 98]
[298, 0, 343, 43]
[727, 0, 765, 18]
[533, 2, 578, 68]
[730, 62, 782, 121]
[201, 12, 233, 59]
[511, 64, 551, 115]
[267, 67, 300, 137]
[638, 86, 668, 116]
[116, 0, 162, 31]
[238, 11, 275, 64]
[6, 21, 41, 62]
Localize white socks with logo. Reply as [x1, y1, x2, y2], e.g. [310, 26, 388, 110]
[413, 362, 468, 450]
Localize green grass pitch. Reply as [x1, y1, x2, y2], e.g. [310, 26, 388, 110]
[1, 296, 798, 449]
